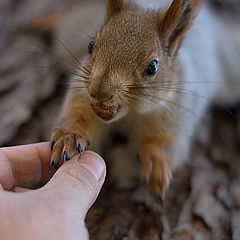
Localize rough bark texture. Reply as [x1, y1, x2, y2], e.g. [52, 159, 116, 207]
[1, 0, 240, 239]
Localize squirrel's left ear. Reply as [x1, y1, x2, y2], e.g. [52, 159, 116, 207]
[158, 0, 204, 56]
[106, 0, 136, 19]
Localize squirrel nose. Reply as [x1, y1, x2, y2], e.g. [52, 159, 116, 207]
[90, 91, 113, 102]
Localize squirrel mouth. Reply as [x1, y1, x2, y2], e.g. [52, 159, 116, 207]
[90, 101, 119, 121]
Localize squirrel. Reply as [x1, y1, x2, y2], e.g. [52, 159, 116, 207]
[50, 0, 240, 196]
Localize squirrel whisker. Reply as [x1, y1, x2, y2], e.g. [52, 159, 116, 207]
[126, 80, 220, 89]
[60, 26, 93, 40]
[129, 86, 211, 101]
[123, 91, 173, 115]
[118, 95, 130, 106]
[131, 87, 234, 118]
[59, 58, 91, 76]
[67, 86, 88, 89]
[59, 61, 90, 77]
[124, 90, 198, 117]
[56, 38, 92, 75]
[70, 78, 90, 84]
[60, 64, 90, 80]
[121, 93, 137, 103]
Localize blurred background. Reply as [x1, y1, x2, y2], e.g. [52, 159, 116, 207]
[1, 0, 240, 239]
[0, 0, 106, 146]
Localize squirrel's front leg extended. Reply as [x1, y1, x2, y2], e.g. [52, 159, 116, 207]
[50, 95, 97, 169]
[138, 137, 173, 197]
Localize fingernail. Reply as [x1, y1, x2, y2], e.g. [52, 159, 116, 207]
[78, 151, 105, 181]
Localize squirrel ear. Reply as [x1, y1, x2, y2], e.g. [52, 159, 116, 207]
[106, 0, 135, 19]
[158, 0, 203, 55]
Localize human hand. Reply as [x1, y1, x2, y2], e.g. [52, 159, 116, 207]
[0, 142, 106, 240]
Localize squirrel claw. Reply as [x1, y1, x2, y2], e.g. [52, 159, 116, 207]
[50, 127, 89, 168]
[63, 151, 67, 162]
[50, 159, 55, 169]
[51, 141, 55, 151]
[78, 144, 83, 155]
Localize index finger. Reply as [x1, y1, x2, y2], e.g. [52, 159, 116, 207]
[0, 142, 53, 191]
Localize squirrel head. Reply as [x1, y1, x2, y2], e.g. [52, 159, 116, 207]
[81, 0, 202, 122]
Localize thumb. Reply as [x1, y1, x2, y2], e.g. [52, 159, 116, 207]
[42, 151, 106, 218]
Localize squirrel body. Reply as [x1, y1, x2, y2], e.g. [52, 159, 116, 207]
[51, 0, 240, 196]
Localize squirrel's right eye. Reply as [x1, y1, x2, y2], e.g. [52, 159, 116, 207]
[88, 38, 95, 55]
[144, 60, 158, 77]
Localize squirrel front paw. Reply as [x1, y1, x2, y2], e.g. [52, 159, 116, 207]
[50, 126, 90, 168]
[138, 141, 172, 197]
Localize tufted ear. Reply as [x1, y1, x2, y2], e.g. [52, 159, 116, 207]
[106, 0, 136, 19]
[158, 0, 204, 56]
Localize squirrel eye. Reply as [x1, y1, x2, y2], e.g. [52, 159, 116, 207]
[88, 38, 95, 55]
[144, 60, 158, 77]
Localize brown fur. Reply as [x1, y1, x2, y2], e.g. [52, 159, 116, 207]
[50, 0, 203, 196]
[138, 136, 174, 196]
[106, 0, 137, 19]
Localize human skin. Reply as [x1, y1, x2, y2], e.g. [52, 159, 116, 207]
[0, 142, 106, 240]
